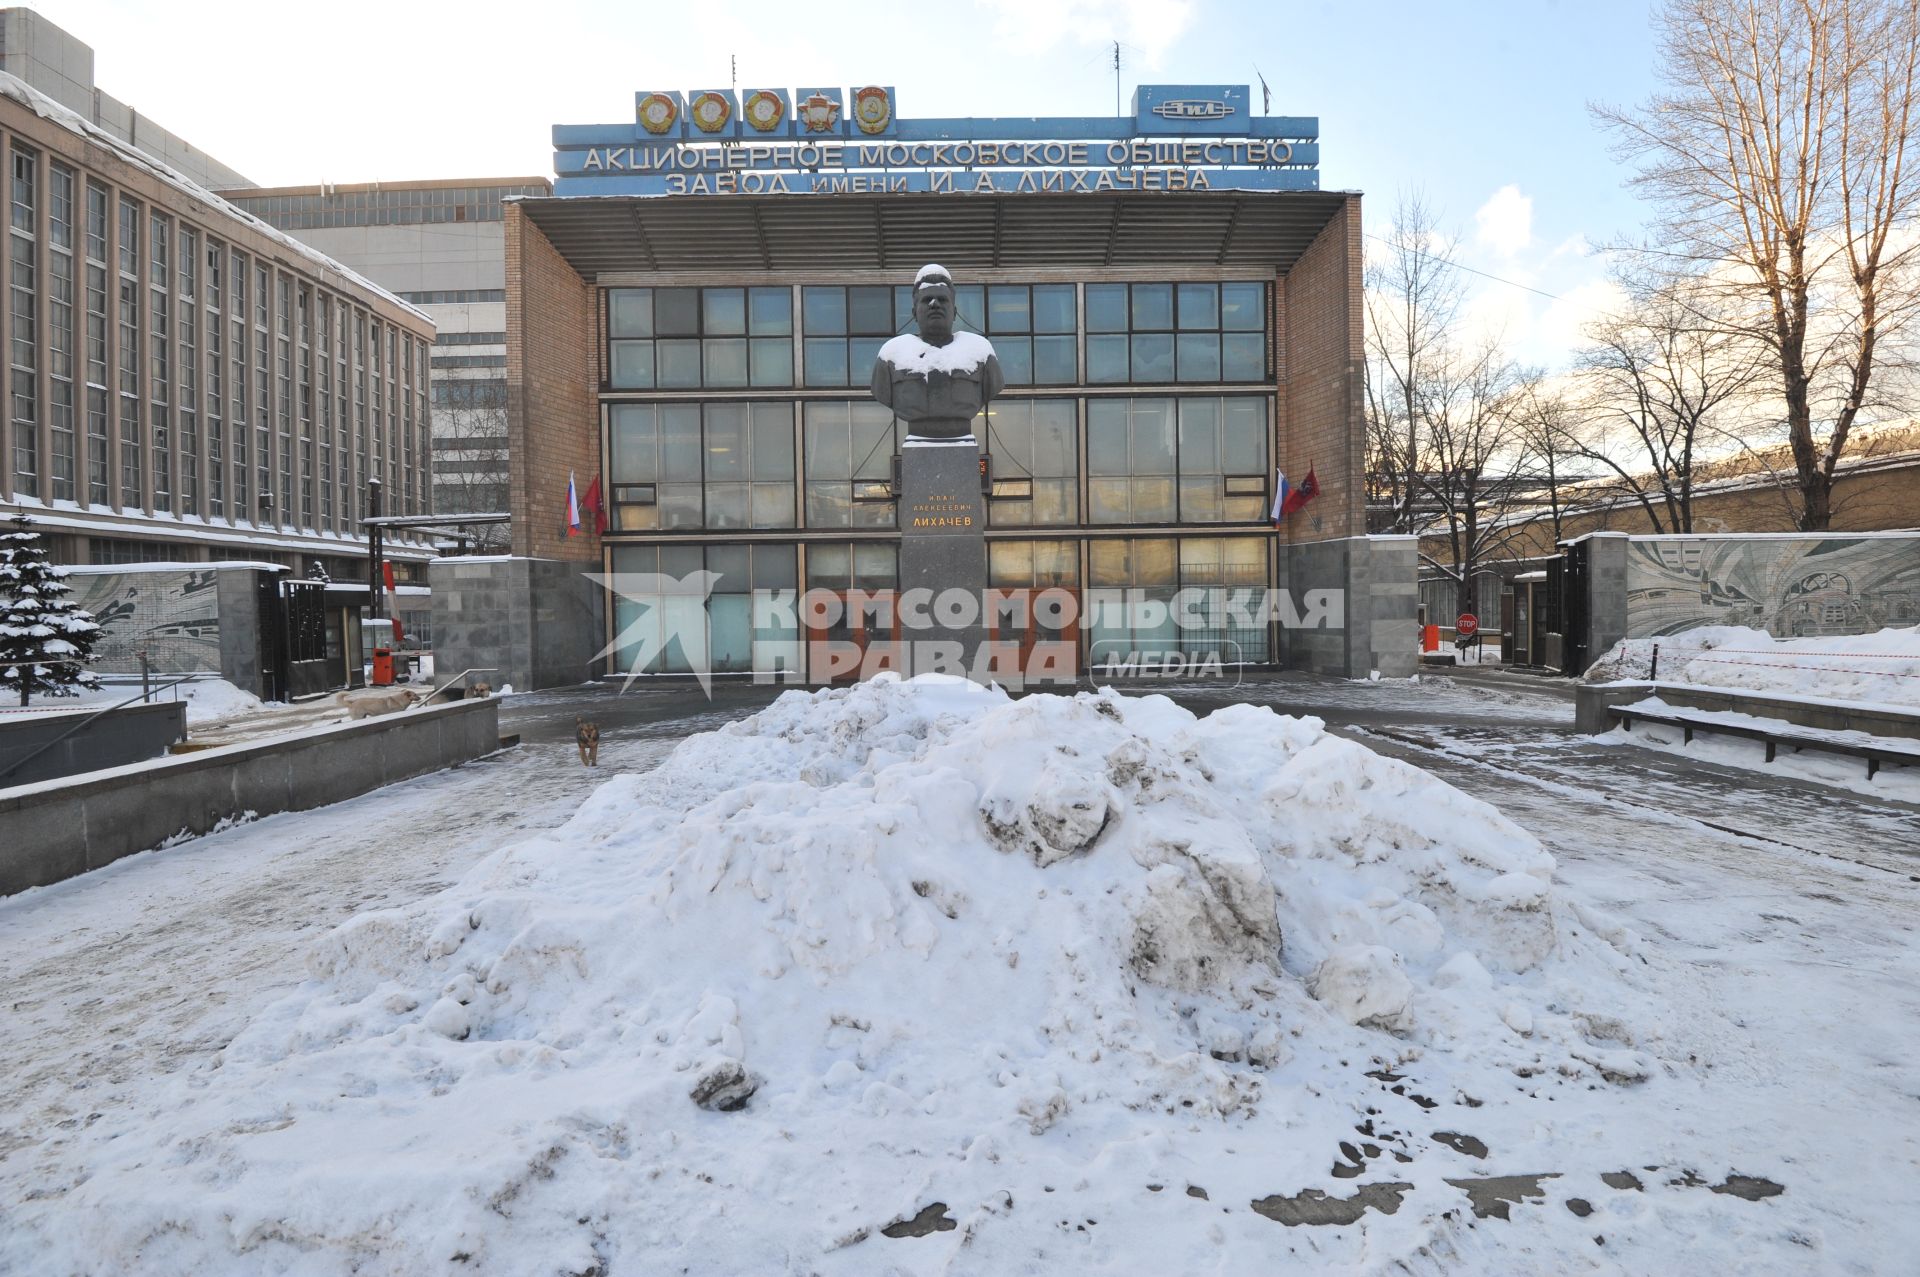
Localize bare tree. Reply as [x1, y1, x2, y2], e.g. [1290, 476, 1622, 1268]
[1364, 194, 1465, 534]
[1569, 277, 1763, 532]
[1506, 374, 1585, 548]
[1598, 0, 1920, 529]
[429, 382, 510, 551]
[1416, 344, 1543, 616]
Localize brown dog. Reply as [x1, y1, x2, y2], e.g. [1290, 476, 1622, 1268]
[467, 682, 492, 699]
[576, 716, 600, 767]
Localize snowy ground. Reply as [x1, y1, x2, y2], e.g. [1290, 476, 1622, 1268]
[1584, 624, 1920, 710]
[1, 673, 1916, 1274]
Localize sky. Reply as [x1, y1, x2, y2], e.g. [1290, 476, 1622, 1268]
[28, 0, 1663, 368]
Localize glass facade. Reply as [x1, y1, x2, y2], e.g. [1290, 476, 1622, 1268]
[0, 125, 435, 555]
[600, 276, 1280, 673]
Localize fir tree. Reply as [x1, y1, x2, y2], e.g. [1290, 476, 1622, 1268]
[0, 516, 102, 706]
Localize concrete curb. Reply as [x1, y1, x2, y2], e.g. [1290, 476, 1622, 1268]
[0, 697, 502, 897]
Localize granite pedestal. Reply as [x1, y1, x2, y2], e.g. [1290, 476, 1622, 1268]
[897, 438, 987, 674]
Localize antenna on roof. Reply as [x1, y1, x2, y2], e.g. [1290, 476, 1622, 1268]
[1113, 41, 1122, 117]
[731, 53, 737, 93]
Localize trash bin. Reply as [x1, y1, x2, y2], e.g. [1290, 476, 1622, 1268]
[371, 646, 395, 686]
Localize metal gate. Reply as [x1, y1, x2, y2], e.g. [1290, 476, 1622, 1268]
[1560, 539, 1592, 675]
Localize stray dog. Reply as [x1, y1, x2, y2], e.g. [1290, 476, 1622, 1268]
[467, 681, 492, 699]
[335, 687, 419, 720]
[576, 716, 601, 767]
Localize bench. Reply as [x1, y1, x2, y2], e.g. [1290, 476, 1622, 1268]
[1612, 702, 1920, 780]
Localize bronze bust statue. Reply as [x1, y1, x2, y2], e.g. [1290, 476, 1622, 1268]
[870, 265, 1004, 443]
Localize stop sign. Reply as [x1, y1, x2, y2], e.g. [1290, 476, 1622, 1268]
[1456, 613, 1479, 637]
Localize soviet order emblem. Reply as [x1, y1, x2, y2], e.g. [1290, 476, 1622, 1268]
[638, 93, 679, 135]
[743, 90, 785, 132]
[797, 91, 841, 133]
[690, 91, 732, 134]
[853, 86, 892, 135]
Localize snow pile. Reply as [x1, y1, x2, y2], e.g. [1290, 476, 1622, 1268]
[5, 677, 1663, 1274]
[1585, 624, 1920, 708]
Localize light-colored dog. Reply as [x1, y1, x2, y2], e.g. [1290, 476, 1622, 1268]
[335, 687, 420, 720]
[468, 682, 492, 699]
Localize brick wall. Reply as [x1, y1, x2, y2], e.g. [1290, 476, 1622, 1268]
[505, 204, 599, 562]
[1277, 197, 1365, 542]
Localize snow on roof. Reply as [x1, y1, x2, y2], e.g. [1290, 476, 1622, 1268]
[0, 72, 430, 328]
[66, 561, 287, 575]
[913, 262, 952, 289]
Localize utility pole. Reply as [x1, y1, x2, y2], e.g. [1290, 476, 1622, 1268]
[367, 477, 384, 623]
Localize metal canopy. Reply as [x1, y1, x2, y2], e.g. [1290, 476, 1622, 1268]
[515, 189, 1354, 279]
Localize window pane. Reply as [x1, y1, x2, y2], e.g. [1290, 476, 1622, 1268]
[660, 405, 702, 480]
[753, 544, 798, 591]
[987, 285, 1030, 333]
[852, 543, 896, 589]
[610, 340, 654, 388]
[706, 483, 748, 528]
[1086, 284, 1127, 332]
[1033, 334, 1075, 384]
[1088, 333, 1128, 383]
[1223, 398, 1266, 472]
[751, 403, 795, 479]
[1032, 284, 1075, 333]
[655, 288, 699, 336]
[705, 403, 747, 478]
[849, 337, 885, 384]
[803, 337, 847, 386]
[708, 544, 752, 587]
[803, 286, 847, 336]
[705, 337, 749, 387]
[703, 288, 746, 336]
[808, 542, 850, 586]
[1222, 332, 1265, 381]
[750, 337, 793, 387]
[1032, 400, 1077, 475]
[1176, 332, 1221, 382]
[657, 339, 701, 388]
[1131, 332, 1174, 382]
[953, 284, 985, 333]
[1132, 401, 1176, 473]
[658, 483, 701, 529]
[1177, 283, 1219, 329]
[1179, 399, 1219, 473]
[849, 286, 893, 335]
[609, 289, 652, 337]
[1087, 401, 1129, 473]
[996, 336, 1032, 385]
[749, 287, 792, 335]
[1221, 282, 1264, 331]
[610, 405, 657, 481]
[1131, 283, 1173, 330]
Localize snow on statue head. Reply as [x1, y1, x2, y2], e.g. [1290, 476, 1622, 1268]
[871, 264, 1006, 443]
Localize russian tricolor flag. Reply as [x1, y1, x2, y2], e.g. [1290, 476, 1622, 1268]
[564, 471, 583, 537]
[1270, 465, 1319, 527]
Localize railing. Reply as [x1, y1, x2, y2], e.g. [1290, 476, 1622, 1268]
[0, 664, 205, 785]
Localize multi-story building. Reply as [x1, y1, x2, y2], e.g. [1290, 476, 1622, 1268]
[0, 20, 435, 578]
[224, 177, 551, 534]
[435, 85, 1415, 688]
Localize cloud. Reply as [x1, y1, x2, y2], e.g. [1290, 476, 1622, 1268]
[1474, 185, 1534, 258]
[977, 0, 1197, 67]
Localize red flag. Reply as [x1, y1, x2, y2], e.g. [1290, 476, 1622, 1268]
[382, 562, 397, 593]
[583, 475, 609, 535]
[1280, 464, 1319, 516]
